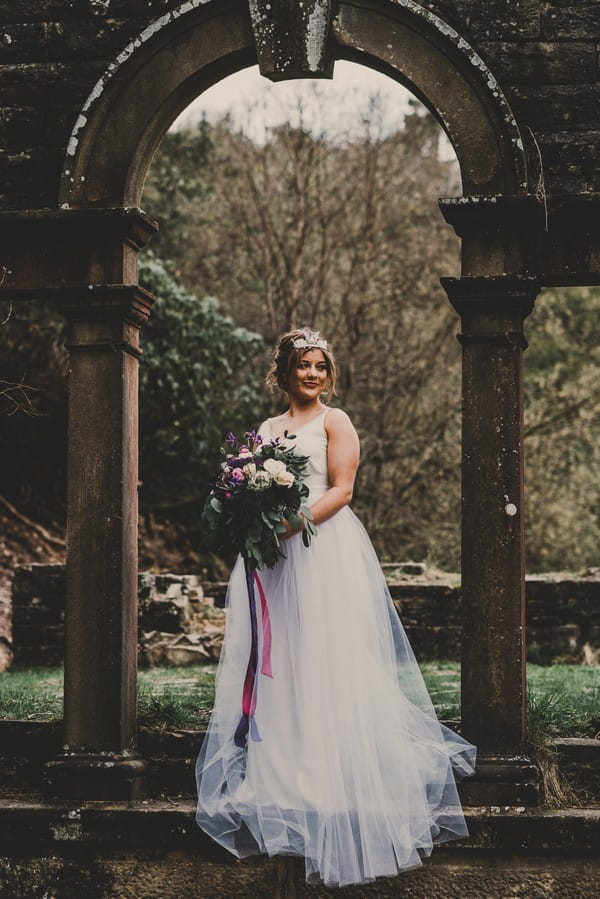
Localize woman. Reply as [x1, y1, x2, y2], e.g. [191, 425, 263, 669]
[196, 328, 476, 887]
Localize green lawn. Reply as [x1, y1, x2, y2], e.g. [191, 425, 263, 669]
[1, 663, 599, 737]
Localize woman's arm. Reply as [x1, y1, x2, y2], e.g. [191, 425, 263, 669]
[281, 408, 360, 538]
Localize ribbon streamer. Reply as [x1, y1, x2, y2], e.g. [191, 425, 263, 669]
[255, 571, 273, 678]
[234, 562, 274, 748]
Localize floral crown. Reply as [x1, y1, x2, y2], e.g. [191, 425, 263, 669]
[292, 329, 328, 351]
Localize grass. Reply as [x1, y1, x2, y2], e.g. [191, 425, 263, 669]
[1, 662, 599, 737]
[0, 665, 217, 730]
[138, 666, 217, 729]
[420, 661, 461, 720]
[0, 667, 64, 722]
[527, 664, 600, 741]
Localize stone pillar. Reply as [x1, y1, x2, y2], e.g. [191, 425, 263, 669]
[45, 285, 154, 800]
[441, 276, 538, 760]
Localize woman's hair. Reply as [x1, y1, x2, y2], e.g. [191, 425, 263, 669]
[266, 328, 337, 398]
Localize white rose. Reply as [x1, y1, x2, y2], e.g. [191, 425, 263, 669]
[263, 459, 286, 477]
[275, 469, 295, 487]
[252, 470, 272, 489]
[243, 462, 257, 477]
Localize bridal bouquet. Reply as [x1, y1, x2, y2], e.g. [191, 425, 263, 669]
[201, 428, 317, 747]
[201, 428, 316, 571]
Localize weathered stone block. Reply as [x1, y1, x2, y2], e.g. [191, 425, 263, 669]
[138, 572, 205, 633]
[479, 40, 597, 84]
[0, 147, 65, 208]
[452, 0, 542, 40]
[249, 0, 334, 80]
[0, 61, 105, 104]
[109, 0, 185, 16]
[0, 23, 47, 63]
[139, 628, 224, 666]
[43, 17, 146, 62]
[0, 1, 181, 21]
[542, 4, 600, 40]
[536, 130, 600, 183]
[0, 3, 84, 24]
[0, 105, 79, 149]
[506, 84, 600, 131]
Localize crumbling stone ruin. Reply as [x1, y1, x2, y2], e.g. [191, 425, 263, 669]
[1, 0, 600, 802]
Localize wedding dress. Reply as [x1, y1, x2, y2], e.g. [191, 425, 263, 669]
[196, 408, 476, 887]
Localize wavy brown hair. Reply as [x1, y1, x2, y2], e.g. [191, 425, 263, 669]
[266, 328, 337, 398]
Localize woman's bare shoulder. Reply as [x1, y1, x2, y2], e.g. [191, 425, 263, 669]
[324, 407, 357, 434]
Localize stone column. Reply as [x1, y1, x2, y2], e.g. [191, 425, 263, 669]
[45, 285, 154, 800]
[441, 276, 538, 759]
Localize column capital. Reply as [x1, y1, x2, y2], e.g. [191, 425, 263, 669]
[442, 276, 539, 348]
[441, 275, 539, 311]
[439, 195, 544, 238]
[58, 284, 155, 358]
[58, 284, 154, 326]
[0, 207, 158, 292]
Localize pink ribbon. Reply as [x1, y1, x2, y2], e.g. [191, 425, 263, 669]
[255, 571, 273, 679]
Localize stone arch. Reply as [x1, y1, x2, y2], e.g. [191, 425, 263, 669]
[59, 0, 531, 211]
[48, 0, 542, 800]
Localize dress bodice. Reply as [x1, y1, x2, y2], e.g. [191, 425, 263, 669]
[261, 409, 330, 501]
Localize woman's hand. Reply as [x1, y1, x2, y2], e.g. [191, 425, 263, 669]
[279, 514, 304, 541]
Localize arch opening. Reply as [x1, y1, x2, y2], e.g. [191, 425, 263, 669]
[140, 59, 463, 572]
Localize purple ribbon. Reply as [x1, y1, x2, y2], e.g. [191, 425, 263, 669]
[234, 562, 273, 748]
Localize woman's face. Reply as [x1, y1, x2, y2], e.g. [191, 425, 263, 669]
[287, 349, 328, 402]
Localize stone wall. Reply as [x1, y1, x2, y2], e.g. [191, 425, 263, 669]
[11, 564, 225, 667]
[9, 562, 600, 666]
[1, 1, 600, 211]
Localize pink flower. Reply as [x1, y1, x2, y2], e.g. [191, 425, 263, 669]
[224, 492, 232, 500]
[230, 468, 245, 482]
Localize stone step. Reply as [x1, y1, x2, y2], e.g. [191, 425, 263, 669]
[555, 737, 600, 805]
[0, 801, 599, 897]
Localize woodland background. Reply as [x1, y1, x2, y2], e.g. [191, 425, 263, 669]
[1, 95, 599, 578]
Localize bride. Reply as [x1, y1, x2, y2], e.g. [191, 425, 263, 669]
[196, 327, 476, 887]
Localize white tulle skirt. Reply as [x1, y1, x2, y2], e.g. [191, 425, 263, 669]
[195, 505, 476, 887]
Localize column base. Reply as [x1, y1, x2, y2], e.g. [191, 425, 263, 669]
[44, 752, 149, 801]
[459, 755, 541, 806]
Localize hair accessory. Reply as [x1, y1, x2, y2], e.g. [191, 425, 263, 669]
[292, 330, 328, 351]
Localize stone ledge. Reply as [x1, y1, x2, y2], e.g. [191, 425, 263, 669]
[2, 722, 599, 801]
[555, 738, 600, 765]
[0, 801, 599, 855]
